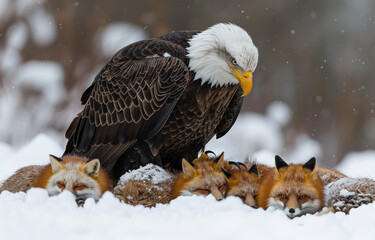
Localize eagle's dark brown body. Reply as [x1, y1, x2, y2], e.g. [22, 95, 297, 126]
[64, 31, 244, 182]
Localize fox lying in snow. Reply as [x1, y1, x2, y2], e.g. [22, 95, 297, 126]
[223, 161, 270, 207]
[257, 156, 325, 218]
[114, 151, 228, 206]
[0, 155, 112, 205]
[172, 152, 228, 200]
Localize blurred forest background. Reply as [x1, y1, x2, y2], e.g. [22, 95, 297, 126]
[0, 0, 374, 166]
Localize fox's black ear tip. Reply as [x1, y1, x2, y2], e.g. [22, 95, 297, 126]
[214, 152, 224, 162]
[308, 157, 316, 164]
[49, 154, 63, 162]
[248, 164, 258, 175]
[303, 157, 316, 171]
[275, 155, 284, 162]
[275, 155, 288, 171]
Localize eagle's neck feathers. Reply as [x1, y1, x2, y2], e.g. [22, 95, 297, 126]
[187, 32, 237, 87]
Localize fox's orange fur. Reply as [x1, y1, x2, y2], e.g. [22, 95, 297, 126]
[224, 162, 264, 207]
[172, 152, 228, 200]
[0, 155, 112, 205]
[258, 156, 324, 218]
[34, 155, 112, 195]
[224, 160, 275, 207]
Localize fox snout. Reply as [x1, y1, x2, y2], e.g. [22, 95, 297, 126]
[209, 185, 224, 201]
[284, 194, 302, 218]
[244, 193, 256, 208]
[286, 194, 299, 211]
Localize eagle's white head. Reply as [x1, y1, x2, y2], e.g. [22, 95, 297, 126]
[187, 23, 258, 96]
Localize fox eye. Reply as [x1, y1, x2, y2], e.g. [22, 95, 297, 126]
[299, 195, 309, 200]
[231, 58, 238, 66]
[238, 195, 246, 201]
[219, 184, 227, 193]
[74, 183, 88, 191]
[195, 189, 210, 195]
[57, 181, 65, 190]
[277, 194, 287, 199]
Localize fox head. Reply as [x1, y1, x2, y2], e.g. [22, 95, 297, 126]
[224, 162, 260, 207]
[266, 155, 324, 218]
[172, 152, 228, 200]
[39, 155, 112, 204]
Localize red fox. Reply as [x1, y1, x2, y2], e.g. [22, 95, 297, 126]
[224, 161, 274, 207]
[257, 155, 324, 218]
[224, 161, 260, 207]
[0, 155, 112, 205]
[172, 152, 228, 200]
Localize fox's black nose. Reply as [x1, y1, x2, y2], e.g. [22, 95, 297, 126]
[289, 208, 295, 213]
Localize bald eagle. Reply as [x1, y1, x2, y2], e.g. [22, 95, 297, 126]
[64, 23, 258, 182]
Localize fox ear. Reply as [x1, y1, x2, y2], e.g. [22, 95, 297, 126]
[303, 157, 316, 172]
[249, 164, 258, 175]
[193, 151, 209, 164]
[215, 152, 225, 171]
[182, 158, 197, 179]
[275, 155, 288, 172]
[49, 155, 63, 173]
[83, 159, 100, 177]
[200, 152, 209, 160]
[214, 152, 224, 163]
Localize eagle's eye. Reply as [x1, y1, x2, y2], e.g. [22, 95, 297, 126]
[231, 58, 238, 66]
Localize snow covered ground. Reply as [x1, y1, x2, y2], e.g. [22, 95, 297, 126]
[1, 108, 375, 239]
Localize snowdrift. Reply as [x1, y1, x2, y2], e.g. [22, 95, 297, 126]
[1, 132, 375, 240]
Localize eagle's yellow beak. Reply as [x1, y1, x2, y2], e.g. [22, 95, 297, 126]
[229, 66, 253, 97]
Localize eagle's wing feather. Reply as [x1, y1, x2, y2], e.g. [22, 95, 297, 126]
[215, 88, 244, 139]
[65, 53, 189, 159]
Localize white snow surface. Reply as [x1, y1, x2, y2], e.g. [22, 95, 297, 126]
[340, 189, 355, 197]
[1, 110, 375, 239]
[117, 164, 172, 186]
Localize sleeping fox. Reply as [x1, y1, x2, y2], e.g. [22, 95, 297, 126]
[0, 155, 112, 205]
[224, 161, 262, 207]
[172, 152, 228, 200]
[257, 155, 325, 218]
